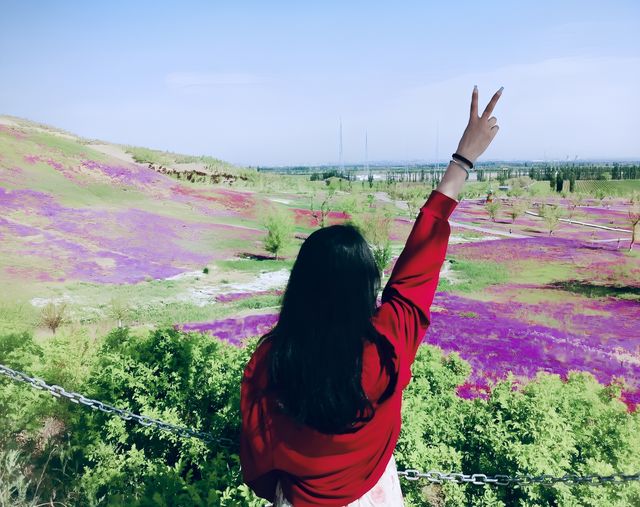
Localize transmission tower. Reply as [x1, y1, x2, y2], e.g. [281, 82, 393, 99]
[338, 118, 344, 173]
[365, 130, 371, 180]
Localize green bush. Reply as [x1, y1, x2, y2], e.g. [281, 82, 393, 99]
[1, 328, 638, 506]
[262, 207, 295, 260]
[73, 327, 257, 505]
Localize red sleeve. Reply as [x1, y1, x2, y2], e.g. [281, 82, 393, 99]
[240, 344, 277, 502]
[371, 189, 458, 389]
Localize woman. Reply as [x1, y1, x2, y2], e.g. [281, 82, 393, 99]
[241, 86, 503, 506]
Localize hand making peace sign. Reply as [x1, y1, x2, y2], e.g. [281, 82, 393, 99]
[455, 86, 503, 164]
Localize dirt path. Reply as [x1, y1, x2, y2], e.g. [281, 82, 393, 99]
[591, 237, 632, 244]
[374, 191, 408, 210]
[524, 210, 632, 234]
[89, 144, 138, 164]
[449, 221, 531, 238]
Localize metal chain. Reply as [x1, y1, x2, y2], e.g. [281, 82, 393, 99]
[0, 363, 235, 448]
[396, 469, 640, 486]
[2, 363, 639, 486]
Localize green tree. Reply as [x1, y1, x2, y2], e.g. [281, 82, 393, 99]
[628, 191, 640, 252]
[569, 170, 576, 192]
[310, 188, 336, 228]
[348, 206, 394, 274]
[108, 298, 130, 329]
[539, 203, 564, 235]
[507, 199, 529, 224]
[555, 171, 564, 192]
[484, 200, 502, 222]
[39, 302, 66, 335]
[262, 207, 295, 260]
[566, 193, 585, 221]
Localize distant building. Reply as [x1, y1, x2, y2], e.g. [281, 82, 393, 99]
[498, 185, 511, 191]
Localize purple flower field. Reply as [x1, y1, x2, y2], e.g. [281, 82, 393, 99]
[428, 291, 639, 409]
[180, 288, 639, 410]
[0, 187, 263, 283]
[176, 313, 279, 344]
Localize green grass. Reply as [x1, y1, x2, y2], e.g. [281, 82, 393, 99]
[124, 145, 238, 172]
[78, 183, 149, 206]
[0, 301, 39, 335]
[455, 230, 487, 239]
[528, 181, 556, 196]
[125, 146, 176, 166]
[1, 287, 283, 337]
[127, 293, 281, 327]
[506, 259, 576, 285]
[547, 280, 640, 302]
[216, 258, 294, 273]
[438, 257, 509, 293]
[62, 278, 189, 304]
[235, 293, 282, 310]
[29, 132, 105, 159]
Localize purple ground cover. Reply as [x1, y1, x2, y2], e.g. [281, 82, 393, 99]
[180, 290, 639, 410]
[0, 125, 27, 139]
[176, 313, 279, 345]
[0, 187, 262, 283]
[448, 235, 640, 287]
[427, 291, 639, 409]
[448, 235, 628, 263]
[81, 160, 163, 187]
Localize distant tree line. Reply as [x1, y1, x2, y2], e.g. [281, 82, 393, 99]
[527, 163, 639, 183]
[259, 162, 640, 191]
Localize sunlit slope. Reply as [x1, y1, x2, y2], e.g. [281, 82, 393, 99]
[0, 116, 263, 286]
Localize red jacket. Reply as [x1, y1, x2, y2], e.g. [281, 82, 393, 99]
[240, 189, 458, 506]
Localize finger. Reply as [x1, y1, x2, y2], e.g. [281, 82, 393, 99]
[482, 87, 504, 118]
[487, 116, 497, 127]
[470, 85, 478, 118]
[490, 125, 500, 136]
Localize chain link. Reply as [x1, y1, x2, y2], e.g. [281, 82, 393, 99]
[2, 363, 639, 486]
[0, 363, 235, 448]
[395, 469, 640, 486]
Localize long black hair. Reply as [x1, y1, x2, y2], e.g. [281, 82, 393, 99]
[258, 224, 398, 434]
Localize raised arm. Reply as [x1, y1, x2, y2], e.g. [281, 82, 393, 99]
[371, 86, 503, 388]
[371, 190, 457, 388]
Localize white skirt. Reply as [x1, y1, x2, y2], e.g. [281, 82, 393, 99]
[274, 454, 404, 506]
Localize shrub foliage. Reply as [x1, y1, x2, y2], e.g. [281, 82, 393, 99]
[1, 328, 639, 506]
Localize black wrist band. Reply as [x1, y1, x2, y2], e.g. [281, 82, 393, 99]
[452, 153, 474, 169]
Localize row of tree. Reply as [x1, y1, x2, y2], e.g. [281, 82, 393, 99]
[483, 192, 640, 251]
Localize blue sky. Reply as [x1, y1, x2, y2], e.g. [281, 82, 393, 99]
[1, 1, 639, 165]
